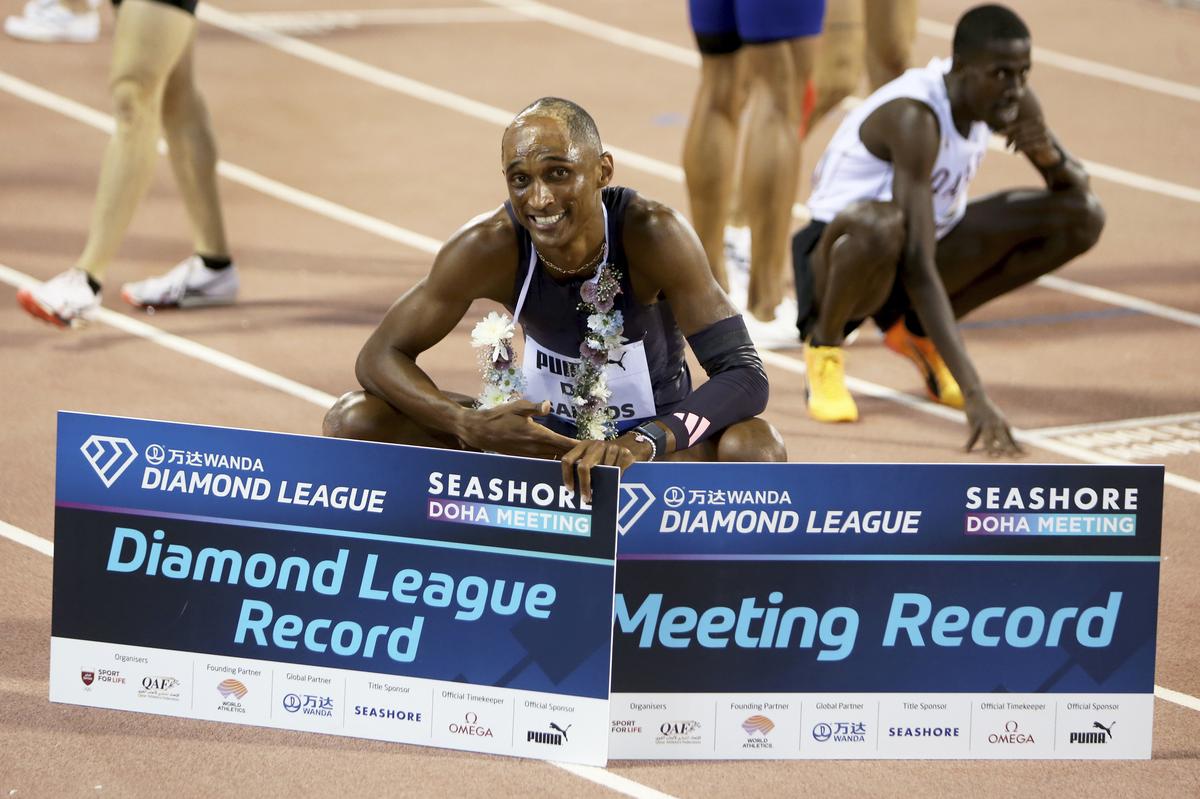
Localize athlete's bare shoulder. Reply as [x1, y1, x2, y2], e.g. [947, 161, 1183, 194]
[430, 205, 520, 304]
[861, 98, 940, 162]
[622, 193, 694, 253]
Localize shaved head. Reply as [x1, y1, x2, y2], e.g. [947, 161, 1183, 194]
[953, 4, 1030, 60]
[506, 97, 603, 157]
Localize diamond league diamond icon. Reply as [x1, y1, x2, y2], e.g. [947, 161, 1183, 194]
[616, 482, 655, 536]
[80, 435, 138, 487]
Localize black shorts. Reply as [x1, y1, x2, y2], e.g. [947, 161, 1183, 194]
[791, 219, 866, 342]
[112, 0, 199, 15]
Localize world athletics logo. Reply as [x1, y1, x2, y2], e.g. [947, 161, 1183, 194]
[742, 715, 775, 735]
[217, 679, 248, 700]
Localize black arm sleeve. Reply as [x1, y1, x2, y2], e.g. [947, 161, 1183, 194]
[658, 315, 768, 451]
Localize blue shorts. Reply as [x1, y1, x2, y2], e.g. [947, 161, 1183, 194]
[688, 0, 826, 53]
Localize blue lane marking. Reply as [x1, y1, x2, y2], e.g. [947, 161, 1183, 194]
[652, 112, 686, 126]
[960, 307, 1140, 330]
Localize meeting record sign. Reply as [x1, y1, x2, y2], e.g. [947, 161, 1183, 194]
[49, 412, 619, 766]
[610, 462, 1163, 760]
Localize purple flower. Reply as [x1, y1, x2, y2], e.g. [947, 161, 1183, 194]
[492, 351, 511, 371]
[580, 278, 599, 305]
[580, 342, 607, 367]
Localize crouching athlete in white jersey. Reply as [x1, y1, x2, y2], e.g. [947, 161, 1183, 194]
[323, 97, 786, 501]
[792, 3, 1104, 455]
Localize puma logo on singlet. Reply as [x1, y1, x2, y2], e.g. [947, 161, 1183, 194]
[535, 350, 578, 376]
[608, 352, 628, 371]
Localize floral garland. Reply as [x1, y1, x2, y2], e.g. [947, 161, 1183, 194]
[574, 262, 624, 440]
[470, 311, 524, 409]
[470, 262, 624, 441]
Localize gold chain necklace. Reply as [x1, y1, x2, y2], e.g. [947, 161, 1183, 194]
[536, 240, 606, 278]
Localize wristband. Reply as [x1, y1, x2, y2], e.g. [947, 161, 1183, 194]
[632, 421, 668, 461]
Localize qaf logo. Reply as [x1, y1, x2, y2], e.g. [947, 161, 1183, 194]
[80, 435, 138, 487]
[617, 483, 655, 536]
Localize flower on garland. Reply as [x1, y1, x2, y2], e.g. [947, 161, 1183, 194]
[573, 263, 624, 441]
[470, 311, 524, 409]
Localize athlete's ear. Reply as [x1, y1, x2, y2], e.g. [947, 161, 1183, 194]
[598, 151, 614, 187]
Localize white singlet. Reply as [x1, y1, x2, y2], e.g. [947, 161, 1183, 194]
[807, 58, 991, 240]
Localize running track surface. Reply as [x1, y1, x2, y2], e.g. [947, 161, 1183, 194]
[1, 1, 1198, 796]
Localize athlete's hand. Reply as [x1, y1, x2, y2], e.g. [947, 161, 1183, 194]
[561, 433, 651, 504]
[460, 400, 576, 459]
[1004, 116, 1057, 165]
[964, 395, 1024, 457]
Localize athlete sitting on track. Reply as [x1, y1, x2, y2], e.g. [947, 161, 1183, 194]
[793, 3, 1104, 454]
[323, 97, 786, 499]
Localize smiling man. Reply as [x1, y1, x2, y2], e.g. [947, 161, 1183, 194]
[792, 4, 1104, 454]
[323, 97, 785, 499]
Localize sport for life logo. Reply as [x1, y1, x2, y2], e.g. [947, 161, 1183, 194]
[80, 435, 138, 487]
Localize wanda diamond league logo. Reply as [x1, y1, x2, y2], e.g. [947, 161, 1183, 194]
[81, 670, 95, 686]
[80, 435, 138, 487]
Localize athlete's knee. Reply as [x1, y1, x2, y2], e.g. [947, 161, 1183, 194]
[109, 74, 161, 128]
[697, 56, 743, 117]
[843, 202, 905, 264]
[323, 391, 388, 440]
[716, 418, 788, 463]
[744, 42, 800, 113]
[1068, 190, 1106, 253]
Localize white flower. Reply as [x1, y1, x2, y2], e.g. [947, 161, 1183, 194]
[471, 312, 515, 361]
[478, 384, 511, 409]
[589, 379, 612, 402]
[579, 418, 606, 440]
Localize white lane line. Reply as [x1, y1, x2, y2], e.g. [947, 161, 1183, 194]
[1156, 685, 1200, 713]
[241, 7, 525, 33]
[1030, 411, 1200, 438]
[0, 263, 337, 410]
[200, 5, 683, 184]
[483, 0, 700, 66]
[209, 0, 1200, 206]
[1034, 275, 1200, 327]
[481, 0, 1200, 206]
[916, 18, 1200, 104]
[0, 520, 54, 557]
[0, 70, 443, 256]
[482, 0, 1200, 106]
[758, 350, 1200, 496]
[4, 69, 1199, 497]
[196, 5, 1200, 332]
[551, 764, 680, 799]
[1, 516, 1197, 725]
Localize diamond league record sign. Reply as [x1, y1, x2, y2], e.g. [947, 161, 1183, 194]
[50, 412, 619, 766]
[611, 463, 1163, 760]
